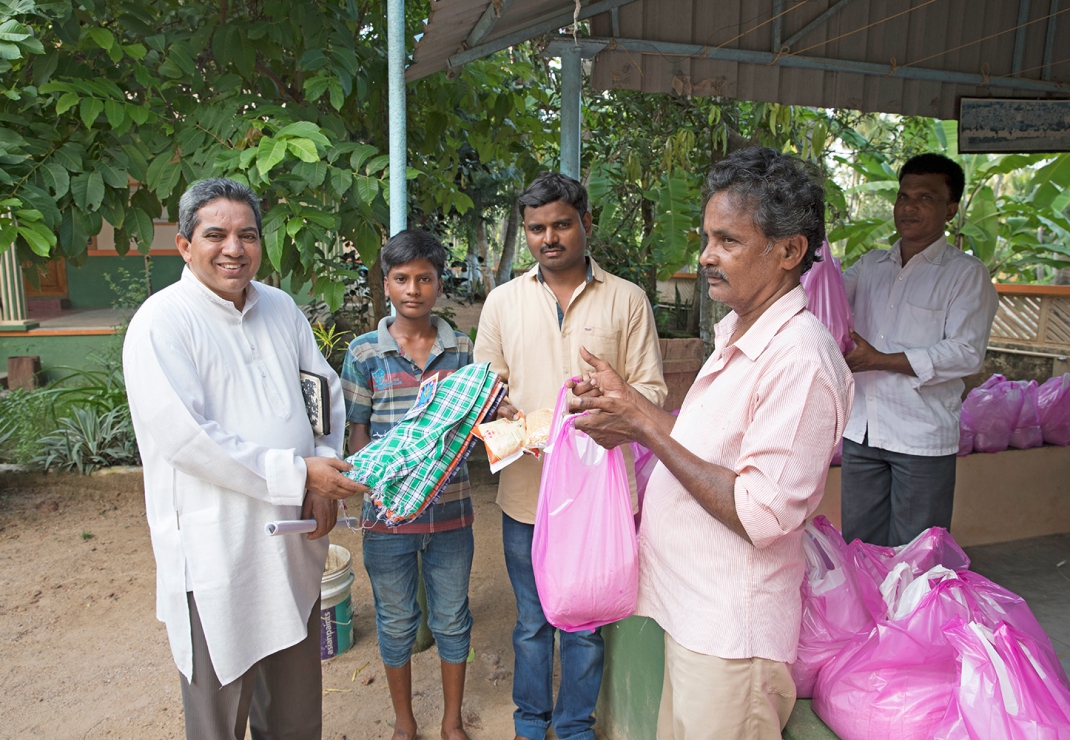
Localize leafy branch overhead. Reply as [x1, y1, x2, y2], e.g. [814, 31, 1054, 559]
[0, 0, 555, 310]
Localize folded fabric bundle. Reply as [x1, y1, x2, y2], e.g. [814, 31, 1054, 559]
[345, 362, 505, 525]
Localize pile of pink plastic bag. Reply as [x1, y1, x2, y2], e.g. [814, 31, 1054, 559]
[960, 373, 1070, 455]
[796, 516, 1070, 739]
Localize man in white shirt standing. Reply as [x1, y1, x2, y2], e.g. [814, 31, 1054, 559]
[124, 178, 365, 739]
[841, 154, 998, 547]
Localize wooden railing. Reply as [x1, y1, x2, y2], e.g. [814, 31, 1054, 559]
[990, 284, 1070, 353]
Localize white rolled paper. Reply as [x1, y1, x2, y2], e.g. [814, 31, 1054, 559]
[264, 517, 362, 536]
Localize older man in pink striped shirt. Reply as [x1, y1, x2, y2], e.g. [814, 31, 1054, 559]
[572, 147, 853, 739]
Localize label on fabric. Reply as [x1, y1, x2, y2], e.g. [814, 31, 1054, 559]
[401, 374, 439, 421]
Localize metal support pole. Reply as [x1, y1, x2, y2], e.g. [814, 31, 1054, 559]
[560, 43, 582, 180]
[772, 0, 783, 51]
[1043, 0, 1060, 80]
[1012, 0, 1032, 76]
[387, 0, 407, 237]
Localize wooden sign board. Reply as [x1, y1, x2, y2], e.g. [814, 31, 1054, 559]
[958, 98, 1070, 153]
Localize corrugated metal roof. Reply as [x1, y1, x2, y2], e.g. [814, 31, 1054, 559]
[408, 0, 1070, 119]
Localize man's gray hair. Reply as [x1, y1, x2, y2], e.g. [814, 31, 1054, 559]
[705, 147, 825, 274]
[177, 178, 263, 240]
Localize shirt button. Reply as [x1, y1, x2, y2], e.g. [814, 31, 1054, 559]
[879, 335, 884, 339]
[898, 276, 903, 280]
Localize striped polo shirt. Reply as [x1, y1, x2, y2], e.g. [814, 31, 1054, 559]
[341, 316, 474, 533]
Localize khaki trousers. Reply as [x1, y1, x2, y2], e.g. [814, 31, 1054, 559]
[180, 592, 322, 740]
[656, 633, 795, 740]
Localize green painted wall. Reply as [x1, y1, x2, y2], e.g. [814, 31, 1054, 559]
[597, 616, 665, 740]
[66, 255, 185, 309]
[1, 333, 120, 383]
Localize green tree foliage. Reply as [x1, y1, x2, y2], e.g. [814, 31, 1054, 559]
[583, 90, 840, 300]
[0, 0, 557, 310]
[829, 118, 1070, 281]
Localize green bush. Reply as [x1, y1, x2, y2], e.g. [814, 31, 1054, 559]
[34, 405, 140, 474]
[0, 389, 58, 465]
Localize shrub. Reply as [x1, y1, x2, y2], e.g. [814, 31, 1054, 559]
[34, 405, 140, 474]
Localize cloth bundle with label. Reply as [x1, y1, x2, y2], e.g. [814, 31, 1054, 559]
[344, 362, 505, 526]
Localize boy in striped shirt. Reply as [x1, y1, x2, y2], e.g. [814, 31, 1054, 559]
[341, 230, 474, 740]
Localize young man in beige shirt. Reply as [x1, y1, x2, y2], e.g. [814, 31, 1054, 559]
[474, 172, 666, 740]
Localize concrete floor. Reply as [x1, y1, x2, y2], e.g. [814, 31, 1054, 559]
[964, 532, 1070, 680]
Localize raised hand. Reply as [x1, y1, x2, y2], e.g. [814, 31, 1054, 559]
[568, 347, 631, 400]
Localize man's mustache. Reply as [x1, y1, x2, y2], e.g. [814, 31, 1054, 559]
[700, 265, 727, 282]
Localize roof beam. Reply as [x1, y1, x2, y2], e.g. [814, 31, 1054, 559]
[582, 36, 1070, 95]
[1013, 0, 1032, 75]
[783, 0, 860, 51]
[446, 0, 640, 72]
[464, 0, 515, 50]
[1044, 0, 1060, 81]
[772, 0, 784, 51]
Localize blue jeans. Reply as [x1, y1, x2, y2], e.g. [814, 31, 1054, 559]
[502, 513, 603, 740]
[362, 525, 474, 668]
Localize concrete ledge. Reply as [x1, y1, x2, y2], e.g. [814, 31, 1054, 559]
[815, 444, 1070, 547]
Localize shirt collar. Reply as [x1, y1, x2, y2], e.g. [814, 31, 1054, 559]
[375, 315, 457, 354]
[883, 235, 951, 266]
[529, 255, 600, 284]
[714, 285, 808, 362]
[180, 266, 260, 314]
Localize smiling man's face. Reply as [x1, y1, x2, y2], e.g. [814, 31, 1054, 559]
[176, 198, 262, 310]
[893, 172, 958, 253]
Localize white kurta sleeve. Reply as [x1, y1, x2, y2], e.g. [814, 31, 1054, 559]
[124, 307, 308, 507]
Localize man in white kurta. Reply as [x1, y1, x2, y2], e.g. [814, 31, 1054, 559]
[124, 178, 362, 739]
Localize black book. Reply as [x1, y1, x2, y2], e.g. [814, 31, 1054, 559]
[300, 370, 331, 436]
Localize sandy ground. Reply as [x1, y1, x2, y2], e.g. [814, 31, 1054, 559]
[0, 446, 531, 740]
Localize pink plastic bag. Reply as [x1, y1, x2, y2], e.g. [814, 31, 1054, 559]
[630, 410, 677, 528]
[813, 570, 1067, 740]
[532, 383, 638, 632]
[829, 436, 843, 466]
[1008, 380, 1043, 450]
[962, 375, 1023, 453]
[792, 516, 873, 698]
[958, 407, 976, 457]
[812, 576, 969, 740]
[800, 239, 854, 354]
[1039, 373, 1070, 446]
[846, 527, 971, 620]
[933, 619, 1070, 740]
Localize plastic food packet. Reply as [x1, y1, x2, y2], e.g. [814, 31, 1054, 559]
[522, 408, 554, 449]
[473, 417, 526, 472]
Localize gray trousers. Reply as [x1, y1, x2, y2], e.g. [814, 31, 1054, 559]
[840, 435, 957, 547]
[180, 592, 322, 740]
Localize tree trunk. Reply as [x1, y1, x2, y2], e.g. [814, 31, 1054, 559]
[1055, 267, 1070, 286]
[370, 253, 388, 324]
[475, 219, 494, 293]
[496, 198, 521, 285]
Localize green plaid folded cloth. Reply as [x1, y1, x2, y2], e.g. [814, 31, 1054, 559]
[345, 362, 504, 526]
